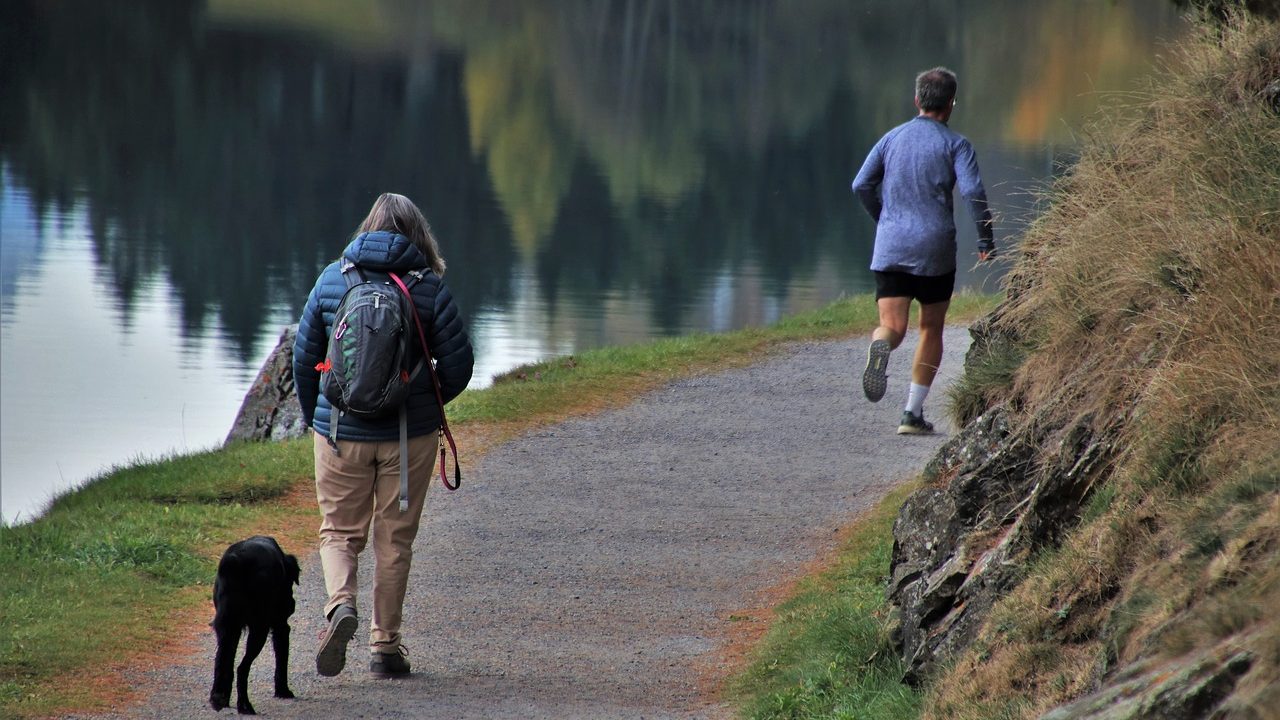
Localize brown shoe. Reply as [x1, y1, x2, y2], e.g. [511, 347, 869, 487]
[316, 604, 357, 677]
[370, 645, 411, 678]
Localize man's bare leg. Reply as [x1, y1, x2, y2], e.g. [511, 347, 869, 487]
[873, 296, 912, 350]
[912, 299, 950, 387]
[863, 297, 912, 402]
[898, 299, 950, 433]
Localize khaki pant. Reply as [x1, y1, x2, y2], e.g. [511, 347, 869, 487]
[313, 430, 438, 653]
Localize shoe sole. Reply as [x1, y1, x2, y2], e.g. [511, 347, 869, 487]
[897, 423, 935, 435]
[862, 340, 891, 402]
[316, 613, 358, 677]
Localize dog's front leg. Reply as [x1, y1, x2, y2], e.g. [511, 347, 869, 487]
[236, 625, 269, 715]
[209, 622, 238, 711]
[270, 621, 295, 699]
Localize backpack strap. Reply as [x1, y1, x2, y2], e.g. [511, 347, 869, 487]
[398, 404, 410, 512]
[403, 268, 427, 287]
[328, 406, 342, 454]
[399, 269, 428, 385]
[339, 258, 366, 286]
[327, 259, 370, 455]
[330, 257, 360, 453]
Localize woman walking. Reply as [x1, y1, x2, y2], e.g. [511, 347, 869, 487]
[292, 193, 473, 678]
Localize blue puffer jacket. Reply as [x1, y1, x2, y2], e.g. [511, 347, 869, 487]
[292, 231, 474, 441]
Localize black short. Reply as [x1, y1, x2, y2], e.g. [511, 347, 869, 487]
[874, 270, 955, 305]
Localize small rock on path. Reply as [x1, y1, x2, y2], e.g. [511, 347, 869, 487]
[80, 329, 969, 719]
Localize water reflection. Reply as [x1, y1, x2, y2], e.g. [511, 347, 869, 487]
[0, 0, 1185, 521]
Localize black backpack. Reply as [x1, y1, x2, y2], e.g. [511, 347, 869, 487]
[318, 259, 462, 508]
[319, 260, 424, 420]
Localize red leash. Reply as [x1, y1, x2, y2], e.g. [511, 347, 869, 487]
[390, 272, 461, 491]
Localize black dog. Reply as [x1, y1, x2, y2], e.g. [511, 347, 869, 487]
[209, 536, 300, 714]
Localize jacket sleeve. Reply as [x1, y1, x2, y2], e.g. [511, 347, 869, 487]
[292, 274, 329, 428]
[851, 138, 885, 223]
[425, 278, 474, 405]
[954, 138, 995, 252]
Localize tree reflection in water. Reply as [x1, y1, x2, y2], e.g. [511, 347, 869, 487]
[0, 0, 1184, 363]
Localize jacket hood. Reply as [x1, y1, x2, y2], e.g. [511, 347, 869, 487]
[342, 231, 431, 272]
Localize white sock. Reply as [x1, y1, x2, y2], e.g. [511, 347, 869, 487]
[905, 382, 930, 416]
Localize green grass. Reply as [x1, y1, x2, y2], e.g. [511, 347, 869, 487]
[730, 483, 923, 720]
[944, 333, 1028, 428]
[0, 439, 315, 716]
[0, 292, 998, 718]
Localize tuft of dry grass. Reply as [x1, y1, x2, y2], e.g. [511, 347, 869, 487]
[921, 16, 1280, 720]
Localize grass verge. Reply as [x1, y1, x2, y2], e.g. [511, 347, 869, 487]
[0, 292, 997, 718]
[729, 482, 922, 720]
[0, 440, 317, 717]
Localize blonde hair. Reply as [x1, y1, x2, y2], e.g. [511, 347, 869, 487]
[356, 193, 446, 275]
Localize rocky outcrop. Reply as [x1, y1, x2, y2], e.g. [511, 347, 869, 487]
[888, 404, 1024, 684]
[886, 319, 1267, 715]
[1040, 644, 1255, 720]
[1265, 79, 1280, 114]
[224, 325, 307, 445]
[888, 323, 1124, 684]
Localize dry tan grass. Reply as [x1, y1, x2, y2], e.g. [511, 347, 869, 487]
[922, 16, 1280, 719]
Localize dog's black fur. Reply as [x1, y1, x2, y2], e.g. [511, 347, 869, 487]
[209, 536, 300, 714]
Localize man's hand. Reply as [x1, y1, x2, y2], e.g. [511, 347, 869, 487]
[979, 250, 993, 262]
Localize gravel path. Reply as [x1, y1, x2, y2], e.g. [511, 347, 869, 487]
[82, 329, 970, 719]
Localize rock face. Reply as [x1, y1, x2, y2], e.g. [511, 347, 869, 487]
[1039, 645, 1255, 720]
[224, 325, 308, 445]
[888, 321, 1123, 684]
[886, 317, 1266, 716]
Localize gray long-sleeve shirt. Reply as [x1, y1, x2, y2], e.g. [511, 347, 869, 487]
[852, 116, 994, 276]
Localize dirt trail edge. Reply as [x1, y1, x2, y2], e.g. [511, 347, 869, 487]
[83, 329, 970, 720]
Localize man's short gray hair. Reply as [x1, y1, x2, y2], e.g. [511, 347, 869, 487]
[915, 67, 957, 112]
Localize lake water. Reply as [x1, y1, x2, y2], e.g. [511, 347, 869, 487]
[0, 0, 1188, 524]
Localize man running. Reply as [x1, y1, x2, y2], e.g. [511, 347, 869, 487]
[851, 66, 994, 434]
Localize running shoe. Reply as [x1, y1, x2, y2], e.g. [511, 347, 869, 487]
[862, 339, 891, 402]
[897, 411, 935, 435]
